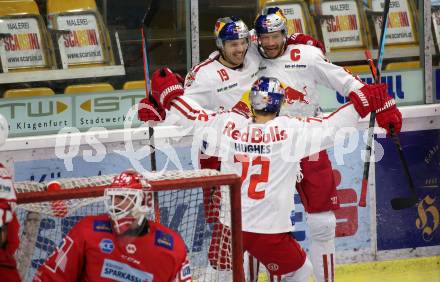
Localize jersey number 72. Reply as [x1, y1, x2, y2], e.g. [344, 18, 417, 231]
[233, 154, 270, 200]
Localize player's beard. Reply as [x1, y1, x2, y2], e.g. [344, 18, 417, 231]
[261, 38, 286, 59]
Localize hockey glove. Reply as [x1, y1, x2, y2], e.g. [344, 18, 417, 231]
[376, 106, 402, 136]
[287, 33, 326, 54]
[151, 67, 184, 110]
[138, 97, 166, 122]
[349, 83, 403, 135]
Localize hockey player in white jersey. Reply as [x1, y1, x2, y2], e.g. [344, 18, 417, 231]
[149, 70, 402, 282]
[254, 7, 402, 282]
[138, 16, 325, 279]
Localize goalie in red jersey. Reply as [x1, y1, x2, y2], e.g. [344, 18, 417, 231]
[33, 170, 191, 282]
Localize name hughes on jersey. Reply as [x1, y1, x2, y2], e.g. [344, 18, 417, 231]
[223, 121, 287, 144]
[234, 142, 271, 154]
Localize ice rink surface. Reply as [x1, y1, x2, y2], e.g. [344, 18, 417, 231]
[255, 256, 440, 282]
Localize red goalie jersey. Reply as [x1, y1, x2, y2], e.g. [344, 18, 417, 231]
[33, 215, 191, 282]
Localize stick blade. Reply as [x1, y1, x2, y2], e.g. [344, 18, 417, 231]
[390, 196, 418, 210]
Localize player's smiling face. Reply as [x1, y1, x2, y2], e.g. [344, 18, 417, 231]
[222, 38, 248, 66]
[259, 31, 285, 58]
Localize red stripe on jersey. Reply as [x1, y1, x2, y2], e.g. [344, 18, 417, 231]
[331, 253, 334, 282]
[306, 102, 353, 123]
[306, 117, 323, 123]
[171, 102, 197, 121]
[193, 58, 215, 73]
[323, 254, 329, 282]
[326, 102, 353, 119]
[175, 97, 201, 114]
[172, 99, 219, 121]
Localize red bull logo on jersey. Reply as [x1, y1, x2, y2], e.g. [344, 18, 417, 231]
[223, 121, 287, 143]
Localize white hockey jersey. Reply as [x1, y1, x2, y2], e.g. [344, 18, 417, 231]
[259, 44, 364, 117]
[177, 44, 260, 112]
[171, 97, 360, 233]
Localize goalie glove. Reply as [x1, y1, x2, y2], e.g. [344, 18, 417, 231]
[287, 33, 326, 54]
[348, 83, 402, 135]
[151, 67, 184, 110]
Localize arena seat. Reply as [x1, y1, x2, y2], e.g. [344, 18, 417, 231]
[0, 0, 56, 73]
[344, 64, 371, 74]
[385, 60, 420, 71]
[64, 83, 114, 94]
[4, 87, 55, 98]
[46, 0, 115, 69]
[122, 80, 146, 90]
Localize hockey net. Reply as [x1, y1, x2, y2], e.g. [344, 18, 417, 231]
[14, 169, 243, 282]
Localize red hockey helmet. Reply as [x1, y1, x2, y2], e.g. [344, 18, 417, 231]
[104, 170, 154, 235]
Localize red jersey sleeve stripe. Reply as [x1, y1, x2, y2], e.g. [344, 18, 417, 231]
[171, 102, 197, 121]
[193, 58, 215, 73]
[305, 103, 354, 123]
[325, 102, 353, 119]
[174, 97, 201, 114]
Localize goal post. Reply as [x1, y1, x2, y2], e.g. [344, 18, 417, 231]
[14, 169, 244, 282]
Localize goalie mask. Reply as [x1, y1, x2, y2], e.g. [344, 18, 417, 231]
[104, 170, 154, 235]
[250, 76, 285, 115]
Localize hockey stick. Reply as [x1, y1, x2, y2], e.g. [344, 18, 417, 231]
[358, 0, 390, 207]
[141, 27, 157, 172]
[388, 126, 418, 209]
[362, 51, 418, 210]
[140, 3, 161, 219]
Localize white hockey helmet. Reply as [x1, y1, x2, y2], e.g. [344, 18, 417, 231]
[0, 114, 9, 147]
[104, 170, 154, 235]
